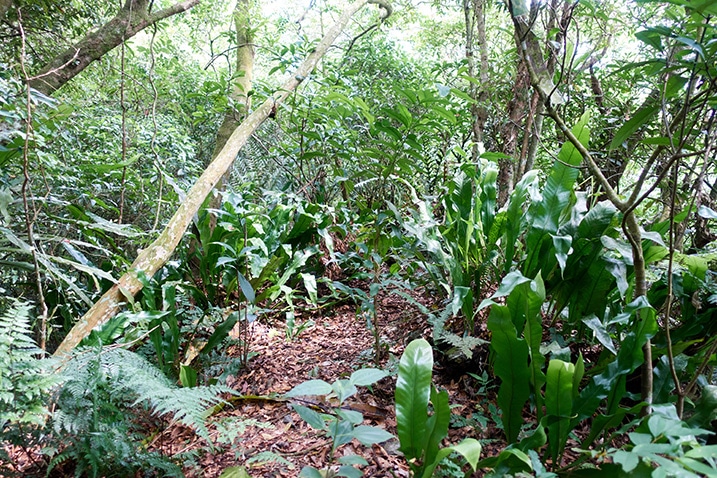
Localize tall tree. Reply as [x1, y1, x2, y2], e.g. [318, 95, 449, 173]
[54, 0, 392, 356]
[210, 0, 255, 163]
[463, 0, 489, 160]
[206, 0, 256, 219]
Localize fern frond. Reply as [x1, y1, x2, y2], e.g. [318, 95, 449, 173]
[0, 300, 54, 428]
[246, 450, 294, 468]
[58, 347, 234, 442]
[439, 332, 488, 360]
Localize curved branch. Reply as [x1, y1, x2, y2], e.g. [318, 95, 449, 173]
[28, 0, 199, 95]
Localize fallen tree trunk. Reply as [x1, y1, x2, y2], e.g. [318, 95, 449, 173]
[54, 0, 391, 356]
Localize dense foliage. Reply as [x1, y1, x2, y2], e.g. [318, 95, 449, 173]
[1, 0, 717, 476]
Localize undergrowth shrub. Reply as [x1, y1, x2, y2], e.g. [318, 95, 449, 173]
[0, 301, 55, 473]
[47, 346, 233, 477]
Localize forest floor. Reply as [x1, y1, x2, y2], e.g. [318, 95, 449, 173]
[167, 287, 508, 478]
[2, 283, 595, 477]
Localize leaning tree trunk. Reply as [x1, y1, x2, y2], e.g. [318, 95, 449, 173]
[209, 0, 255, 164]
[54, 0, 392, 356]
[28, 0, 199, 96]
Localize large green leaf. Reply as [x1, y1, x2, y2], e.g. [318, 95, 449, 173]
[352, 425, 394, 446]
[422, 385, 450, 468]
[395, 339, 433, 461]
[479, 163, 499, 239]
[200, 311, 239, 359]
[349, 368, 389, 386]
[524, 112, 590, 278]
[507, 274, 547, 420]
[572, 300, 658, 422]
[545, 359, 576, 462]
[292, 404, 326, 430]
[488, 305, 531, 443]
[609, 100, 659, 150]
[285, 379, 333, 397]
[420, 438, 482, 478]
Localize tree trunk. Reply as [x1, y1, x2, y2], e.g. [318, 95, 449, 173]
[209, 0, 255, 163]
[464, 0, 490, 161]
[498, 57, 529, 204]
[206, 0, 256, 228]
[28, 0, 199, 96]
[53, 0, 392, 356]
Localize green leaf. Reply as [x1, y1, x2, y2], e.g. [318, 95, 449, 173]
[450, 87, 477, 104]
[285, 379, 332, 397]
[299, 466, 324, 478]
[451, 286, 472, 316]
[329, 419, 354, 448]
[609, 101, 659, 150]
[201, 311, 239, 358]
[685, 444, 717, 459]
[338, 455, 369, 466]
[353, 425, 394, 446]
[337, 409, 364, 425]
[635, 29, 664, 51]
[292, 404, 327, 430]
[697, 205, 717, 219]
[524, 112, 590, 277]
[420, 438, 482, 478]
[582, 315, 617, 355]
[423, 386, 450, 467]
[552, 234, 572, 276]
[179, 365, 198, 388]
[336, 465, 363, 478]
[687, 385, 717, 428]
[508, 274, 547, 420]
[395, 339, 433, 460]
[300, 273, 317, 305]
[350, 368, 389, 386]
[488, 305, 531, 443]
[545, 359, 576, 462]
[237, 272, 256, 304]
[85, 154, 139, 173]
[573, 301, 658, 422]
[332, 379, 357, 403]
[479, 271, 531, 309]
[218, 466, 252, 478]
[503, 170, 538, 273]
[613, 449, 639, 472]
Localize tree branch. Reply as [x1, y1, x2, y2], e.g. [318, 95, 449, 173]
[28, 0, 199, 95]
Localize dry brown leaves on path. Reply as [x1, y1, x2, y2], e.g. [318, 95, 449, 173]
[168, 290, 500, 477]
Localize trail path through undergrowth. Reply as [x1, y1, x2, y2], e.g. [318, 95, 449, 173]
[173, 291, 501, 477]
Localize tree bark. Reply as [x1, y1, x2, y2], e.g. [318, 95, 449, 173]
[27, 0, 199, 96]
[53, 0, 392, 356]
[206, 0, 256, 225]
[209, 0, 255, 164]
[464, 0, 489, 161]
[498, 57, 529, 204]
